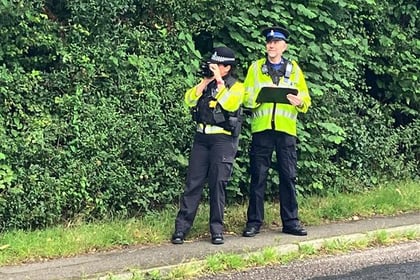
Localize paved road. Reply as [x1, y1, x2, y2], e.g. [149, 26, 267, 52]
[0, 212, 419, 280]
[196, 241, 420, 280]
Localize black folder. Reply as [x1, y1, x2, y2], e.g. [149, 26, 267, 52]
[256, 86, 298, 104]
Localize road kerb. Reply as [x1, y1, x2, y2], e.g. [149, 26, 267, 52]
[93, 224, 420, 280]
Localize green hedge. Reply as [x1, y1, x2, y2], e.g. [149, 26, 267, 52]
[0, 0, 418, 231]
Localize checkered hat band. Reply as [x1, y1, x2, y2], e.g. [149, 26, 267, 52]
[211, 53, 235, 63]
[268, 30, 286, 40]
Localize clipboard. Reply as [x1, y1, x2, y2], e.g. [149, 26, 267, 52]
[256, 86, 298, 104]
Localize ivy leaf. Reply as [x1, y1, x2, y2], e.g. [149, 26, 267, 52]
[296, 4, 317, 19]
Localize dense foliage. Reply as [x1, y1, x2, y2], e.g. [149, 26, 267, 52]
[0, 0, 418, 231]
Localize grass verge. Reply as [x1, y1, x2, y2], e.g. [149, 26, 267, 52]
[106, 228, 420, 280]
[0, 180, 419, 266]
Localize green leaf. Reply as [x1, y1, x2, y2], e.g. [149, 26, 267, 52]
[296, 4, 317, 19]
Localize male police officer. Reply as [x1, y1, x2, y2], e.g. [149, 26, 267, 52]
[242, 26, 311, 237]
[172, 46, 244, 245]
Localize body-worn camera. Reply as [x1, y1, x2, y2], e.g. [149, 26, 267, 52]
[198, 61, 213, 78]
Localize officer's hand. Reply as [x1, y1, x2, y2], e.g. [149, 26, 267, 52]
[287, 94, 303, 107]
[209, 100, 217, 108]
[200, 77, 213, 85]
[196, 78, 213, 96]
[209, 63, 222, 81]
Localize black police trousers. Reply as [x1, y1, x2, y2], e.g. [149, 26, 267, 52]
[246, 130, 300, 229]
[175, 132, 238, 235]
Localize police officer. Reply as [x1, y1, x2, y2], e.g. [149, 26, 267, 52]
[172, 46, 244, 245]
[242, 26, 311, 237]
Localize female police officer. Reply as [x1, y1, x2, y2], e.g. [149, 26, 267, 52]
[171, 46, 244, 245]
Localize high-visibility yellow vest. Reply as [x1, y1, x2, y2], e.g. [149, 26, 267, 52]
[243, 58, 311, 136]
[185, 80, 244, 135]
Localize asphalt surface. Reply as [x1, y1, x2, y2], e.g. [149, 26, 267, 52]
[0, 212, 419, 280]
[196, 240, 420, 279]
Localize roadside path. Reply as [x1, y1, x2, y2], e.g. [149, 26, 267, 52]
[1, 212, 419, 280]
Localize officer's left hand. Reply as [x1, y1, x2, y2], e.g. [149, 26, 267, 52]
[287, 94, 304, 107]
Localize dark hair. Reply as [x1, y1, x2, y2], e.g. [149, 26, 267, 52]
[224, 65, 237, 79]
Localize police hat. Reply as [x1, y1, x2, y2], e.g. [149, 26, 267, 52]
[209, 46, 236, 65]
[261, 26, 290, 42]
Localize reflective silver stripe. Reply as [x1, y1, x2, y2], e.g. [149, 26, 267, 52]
[211, 52, 235, 63]
[293, 63, 300, 85]
[218, 91, 229, 104]
[244, 86, 254, 92]
[245, 63, 261, 105]
[275, 108, 297, 120]
[252, 108, 272, 119]
[252, 108, 297, 121]
[245, 82, 273, 93]
[217, 85, 242, 109]
[253, 61, 260, 78]
[196, 124, 231, 134]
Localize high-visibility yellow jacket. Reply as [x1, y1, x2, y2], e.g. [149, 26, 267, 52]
[185, 80, 244, 135]
[243, 58, 311, 136]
